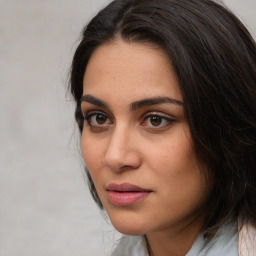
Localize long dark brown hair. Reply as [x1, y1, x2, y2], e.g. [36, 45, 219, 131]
[70, 0, 256, 235]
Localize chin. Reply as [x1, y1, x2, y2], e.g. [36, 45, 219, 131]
[107, 211, 148, 236]
[113, 224, 146, 236]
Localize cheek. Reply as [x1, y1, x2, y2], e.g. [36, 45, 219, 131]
[148, 129, 207, 204]
[81, 134, 92, 164]
[81, 133, 104, 179]
[148, 127, 194, 173]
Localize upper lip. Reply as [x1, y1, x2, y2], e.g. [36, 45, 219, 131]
[106, 183, 151, 192]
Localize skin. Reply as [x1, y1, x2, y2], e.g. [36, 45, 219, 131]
[81, 39, 210, 256]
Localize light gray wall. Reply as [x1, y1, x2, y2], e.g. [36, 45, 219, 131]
[0, 1, 255, 256]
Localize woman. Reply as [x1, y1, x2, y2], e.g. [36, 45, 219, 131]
[70, 0, 256, 255]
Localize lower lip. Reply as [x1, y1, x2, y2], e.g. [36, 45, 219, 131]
[107, 191, 151, 206]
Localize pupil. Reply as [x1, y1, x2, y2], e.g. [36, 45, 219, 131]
[96, 114, 106, 124]
[150, 116, 161, 126]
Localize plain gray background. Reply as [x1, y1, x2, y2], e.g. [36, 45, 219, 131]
[0, 1, 255, 255]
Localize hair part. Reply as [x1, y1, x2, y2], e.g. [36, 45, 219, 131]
[70, 0, 256, 235]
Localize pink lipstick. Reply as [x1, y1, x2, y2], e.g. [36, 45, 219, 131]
[106, 183, 152, 206]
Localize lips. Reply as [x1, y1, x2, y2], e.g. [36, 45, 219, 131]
[106, 183, 152, 206]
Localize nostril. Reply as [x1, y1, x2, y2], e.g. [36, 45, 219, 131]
[104, 150, 141, 172]
[120, 165, 138, 171]
[103, 130, 141, 172]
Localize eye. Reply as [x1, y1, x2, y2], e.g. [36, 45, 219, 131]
[141, 114, 174, 128]
[84, 111, 111, 127]
[149, 116, 163, 126]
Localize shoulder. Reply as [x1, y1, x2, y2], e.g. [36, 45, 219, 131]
[111, 235, 149, 256]
[187, 220, 238, 256]
[238, 221, 256, 256]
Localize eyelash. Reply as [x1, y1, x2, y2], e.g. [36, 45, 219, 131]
[140, 113, 175, 129]
[83, 111, 175, 130]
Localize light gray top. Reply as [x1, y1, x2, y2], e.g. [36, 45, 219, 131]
[111, 221, 238, 256]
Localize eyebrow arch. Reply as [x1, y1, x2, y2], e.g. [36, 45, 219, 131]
[130, 97, 183, 111]
[80, 94, 183, 111]
[80, 94, 109, 109]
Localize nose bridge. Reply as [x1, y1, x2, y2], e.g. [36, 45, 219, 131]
[104, 123, 140, 171]
[108, 124, 129, 156]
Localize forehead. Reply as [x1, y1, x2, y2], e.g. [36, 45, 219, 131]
[83, 39, 182, 102]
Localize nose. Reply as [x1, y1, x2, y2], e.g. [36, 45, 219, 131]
[103, 126, 141, 172]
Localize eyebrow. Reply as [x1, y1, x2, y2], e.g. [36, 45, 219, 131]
[80, 94, 183, 110]
[130, 97, 183, 110]
[81, 94, 109, 108]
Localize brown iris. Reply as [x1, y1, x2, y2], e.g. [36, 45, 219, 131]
[96, 114, 107, 124]
[150, 116, 162, 126]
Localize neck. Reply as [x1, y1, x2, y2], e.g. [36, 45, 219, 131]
[146, 214, 205, 256]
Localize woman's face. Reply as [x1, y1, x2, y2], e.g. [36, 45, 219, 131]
[81, 40, 209, 236]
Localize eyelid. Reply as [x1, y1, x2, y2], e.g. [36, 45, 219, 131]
[83, 110, 103, 118]
[84, 110, 110, 119]
[82, 109, 175, 130]
[141, 111, 175, 120]
[82, 109, 110, 119]
[81, 101, 113, 116]
[83, 110, 113, 130]
[140, 111, 175, 128]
